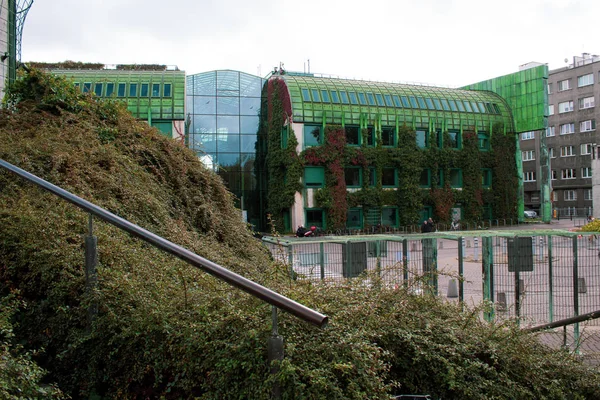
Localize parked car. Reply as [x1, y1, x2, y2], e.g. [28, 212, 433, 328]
[524, 209, 537, 218]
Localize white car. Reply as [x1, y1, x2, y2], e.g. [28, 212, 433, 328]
[524, 210, 537, 218]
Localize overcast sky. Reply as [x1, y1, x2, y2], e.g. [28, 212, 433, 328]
[21, 0, 599, 88]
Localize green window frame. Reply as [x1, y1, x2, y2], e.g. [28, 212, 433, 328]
[152, 83, 161, 97]
[163, 83, 172, 97]
[416, 97, 427, 109]
[375, 93, 385, 106]
[320, 90, 330, 103]
[129, 83, 138, 97]
[346, 208, 363, 229]
[392, 95, 402, 107]
[311, 89, 321, 102]
[447, 99, 457, 111]
[401, 96, 410, 108]
[381, 126, 395, 147]
[105, 83, 115, 97]
[366, 92, 376, 105]
[358, 92, 367, 105]
[455, 100, 465, 112]
[345, 126, 360, 146]
[344, 167, 362, 188]
[365, 126, 375, 146]
[416, 129, 428, 148]
[369, 167, 377, 187]
[304, 167, 325, 188]
[301, 88, 311, 101]
[330, 90, 340, 103]
[448, 130, 461, 149]
[303, 125, 323, 148]
[117, 83, 126, 97]
[463, 101, 473, 112]
[440, 99, 450, 111]
[381, 207, 399, 227]
[449, 169, 462, 188]
[141, 83, 149, 97]
[384, 94, 394, 107]
[482, 168, 492, 188]
[281, 126, 289, 149]
[381, 168, 397, 187]
[348, 92, 358, 104]
[425, 97, 435, 110]
[420, 168, 431, 188]
[306, 208, 326, 229]
[419, 206, 433, 224]
[73, 82, 80, 89]
[339, 91, 349, 104]
[94, 83, 103, 96]
[478, 132, 490, 151]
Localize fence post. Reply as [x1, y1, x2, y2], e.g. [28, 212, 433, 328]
[482, 236, 494, 321]
[85, 214, 98, 331]
[473, 237, 479, 262]
[402, 239, 408, 287]
[458, 237, 464, 303]
[268, 306, 284, 399]
[573, 236, 580, 346]
[319, 242, 325, 281]
[548, 235, 554, 323]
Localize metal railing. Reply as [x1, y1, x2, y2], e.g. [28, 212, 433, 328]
[524, 309, 600, 351]
[0, 158, 328, 329]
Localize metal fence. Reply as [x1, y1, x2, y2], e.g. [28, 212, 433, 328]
[263, 230, 600, 333]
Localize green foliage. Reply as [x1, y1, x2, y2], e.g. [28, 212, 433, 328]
[0, 294, 65, 399]
[491, 124, 519, 220]
[581, 219, 600, 232]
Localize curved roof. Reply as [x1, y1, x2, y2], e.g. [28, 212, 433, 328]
[279, 73, 514, 132]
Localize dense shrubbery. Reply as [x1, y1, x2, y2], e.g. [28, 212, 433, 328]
[1, 70, 599, 399]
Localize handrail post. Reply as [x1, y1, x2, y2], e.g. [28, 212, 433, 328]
[268, 306, 283, 399]
[85, 214, 98, 331]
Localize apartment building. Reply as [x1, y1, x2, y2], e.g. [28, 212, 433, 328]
[522, 53, 599, 217]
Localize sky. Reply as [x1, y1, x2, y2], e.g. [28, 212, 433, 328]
[20, 0, 600, 88]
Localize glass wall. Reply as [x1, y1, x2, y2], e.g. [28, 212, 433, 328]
[186, 70, 265, 229]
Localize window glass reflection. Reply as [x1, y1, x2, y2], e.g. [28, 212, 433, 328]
[241, 116, 259, 134]
[240, 97, 260, 116]
[241, 136, 258, 152]
[217, 134, 240, 152]
[217, 116, 240, 134]
[217, 96, 239, 115]
[217, 153, 241, 169]
[193, 96, 216, 114]
[190, 133, 217, 153]
[190, 72, 217, 96]
[192, 115, 216, 134]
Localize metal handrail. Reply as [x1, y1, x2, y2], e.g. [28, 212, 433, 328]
[0, 159, 328, 328]
[524, 309, 600, 333]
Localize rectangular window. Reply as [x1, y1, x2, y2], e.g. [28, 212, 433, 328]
[558, 101, 574, 113]
[348, 92, 358, 104]
[301, 88, 311, 102]
[366, 92, 375, 105]
[345, 126, 360, 145]
[303, 125, 322, 148]
[546, 126, 555, 136]
[448, 130, 460, 149]
[365, 127, 375, 146]
[339, 91, 349, 104]
[383, 94, 393, 106]
[320, 90, 330, 103]
[524, 171, 536, 182]
[448, 99, 458, 111]
[304, 167, 325, 188]
[548, 104, 554, 115]
[549, 147, 556, 158]
[152, 83, 160, 97]
[578, 73, 594, 87]
[463, 101, 473, 112]
[482, 168, 492, 188]
[369, 168, 376, 187]
[401, 96, 410, 108]
[311, 89, 321, 102]
[551, 170, 557, 180]
[522, 150, 535, 161]
[409, 96, 418, 108]
[416, 129, 428, 148]
[375, 93, 385, 106]
[581, 143, 593, 155]
[564, 190, 577, 201]
[382, 168, 397, 187]
[561, 169, 576, 179]
[558, 79, 571, 91]
[580, 120, 596, 132]
[560, 123, 575, 134]
[83, 82, 92, 93]
[129, 83, 138, 97]
[560, 146, 575, 157]
[547, 83, 553, 94]
[94, 83, 103, 96]
[357, 92, 367, 105]
[582, 167, 592, 178]
[381, 207, 398, 227]
[478, 132, 490, 150]
[330, 90, 340, 103]
[417, 97, 427, 109]
[585, 189, 592, 200]
[117, 83, 126, 97]
[579, 96, 595, 109]
[381, 127, 395, 147]
[424, 97, 435, 110]
[346, 208, 362, 229]
[449, 169, 462, 188]
[105, 83, 115, 97]
[344, 167, 362, 187]
[420, 169, 431, 188]
[306, 209, 325, 228]
[392, 95, 402, 107]
[163, 83, 172, 97]
[281, 127, 288, 149]
[521, 131, 535, 140]
[141, 83, 149, 97]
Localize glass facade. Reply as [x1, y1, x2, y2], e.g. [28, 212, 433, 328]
[186, 70, 265, 229]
